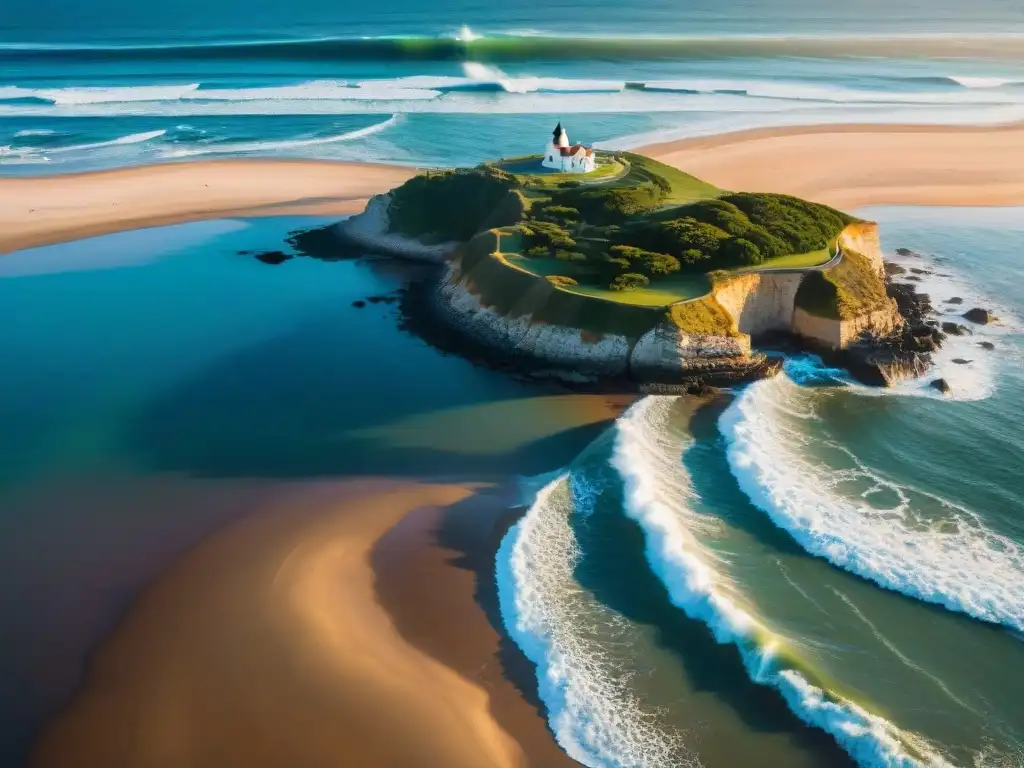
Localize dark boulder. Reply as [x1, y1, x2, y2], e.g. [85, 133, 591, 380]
[952, 358, 972, 365]
[895, 247, 920, 257]
[963, 307, 995, 325]
[352, 300, 366, 308]
[945, 296, 963, 305]
[909, 267, 931, 275]
[884, 263, 907, 276]
[930, 378, 952, 395]
[942, 322, 971, 336]
[978, 341, 996, 351]
[254, 250, 293, 265]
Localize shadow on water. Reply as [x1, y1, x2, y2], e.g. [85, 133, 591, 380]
[683, 397, 815, 559]
[125, 299, 623, 478]
[432, 490, 554, 725]
[571, 401, 855, 767]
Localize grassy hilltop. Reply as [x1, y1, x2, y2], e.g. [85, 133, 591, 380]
[386, 151, 873, 333]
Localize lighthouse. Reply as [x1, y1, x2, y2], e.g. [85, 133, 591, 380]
[542, 122, 596, 174]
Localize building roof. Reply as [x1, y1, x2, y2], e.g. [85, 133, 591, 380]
[558, 144, 593, 157]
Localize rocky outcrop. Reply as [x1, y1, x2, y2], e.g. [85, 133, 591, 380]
[336, 195, 458, 262]
[963, 307, 996, 325]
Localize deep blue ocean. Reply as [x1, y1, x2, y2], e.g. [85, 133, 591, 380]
[3, 1, 1024, 767]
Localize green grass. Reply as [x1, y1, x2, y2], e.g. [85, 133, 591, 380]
[729, 237, 838, 272]
[794, 249, 889, 320]
[624, 153, 722, 204]
[506, 254, 711, 307]
[667, 295, 738, 336]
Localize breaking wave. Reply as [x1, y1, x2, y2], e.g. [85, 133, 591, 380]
[496, 472, 695, 768]
[612, 396, 951, 768]
[163, 114, 398, 157]
[4, 30, 1024, 63]
[719, 373, 1024, 634]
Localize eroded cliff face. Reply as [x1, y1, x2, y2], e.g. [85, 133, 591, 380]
[436, 267, 632, 378]
[336, 195, 457, 262]
[792, 303, 903, 349]
[712, 272, 804, 336]
[838, 221, 885, 277]
[629, 322, 754, 385]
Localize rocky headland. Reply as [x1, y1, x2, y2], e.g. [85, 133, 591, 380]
[336, 155, 945, 394]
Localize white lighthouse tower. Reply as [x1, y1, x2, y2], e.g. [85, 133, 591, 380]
[542, 122, 596, 174]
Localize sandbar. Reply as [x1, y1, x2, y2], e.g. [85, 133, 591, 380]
[31, 480, 548, 768]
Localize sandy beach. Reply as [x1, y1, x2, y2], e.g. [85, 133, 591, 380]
[31, 479, 573, 768]
[0, 159, 416, 254]
[3, 121, 1024, 255]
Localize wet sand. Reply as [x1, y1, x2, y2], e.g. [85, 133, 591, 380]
[3, 120, 1024, 255]
[31, 479, 569, 768]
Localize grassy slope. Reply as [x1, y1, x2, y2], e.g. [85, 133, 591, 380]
[794, 249, 889, 320]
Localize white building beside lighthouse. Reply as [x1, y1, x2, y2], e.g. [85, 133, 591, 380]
[542, 122, 596, 174]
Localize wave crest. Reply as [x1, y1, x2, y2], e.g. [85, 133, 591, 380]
[613, 396, 951, 768]
[719, 374, 1024, 633]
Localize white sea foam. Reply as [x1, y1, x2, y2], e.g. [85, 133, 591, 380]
[613, 396, 953, 768]
[163, 114, 399, 157]
[719, 373, 1024, 635]
[496, 472, 695, 768]
[460, 62, 624, 93]
[45, 129, 167, 153]
[642, 78, 1024, 105]
[949, 76, 1018, 89]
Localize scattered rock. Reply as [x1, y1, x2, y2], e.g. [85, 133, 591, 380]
[942, 322, 971, 336]
[978, 341, 996, 351]
[905, 275, 922, 282]
[884, 263, 907, 276]
[930, 378, 952, 395]
[945, 297, 963, 305]
[963, 307, 995, 325]
[952, 358, 972, 365]
[352, 300, 366, 308]
[895, 247, 920, 257]
[253, 250, 293, 265]
[909, 267, 931, 275]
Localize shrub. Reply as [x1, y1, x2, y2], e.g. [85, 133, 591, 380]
[523, 220, 576, 250]
[608, 245, 681, 277]
[720, 238, 763, 267]
[537, 205, 581, 224]
[560, 181, 664, 224]
[561, 253, 586, 263]
[526, 245, 550, 257]
[388, 166, 520, 241]
[610, 273, 650, 291]
[546, 275, 579, 288]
